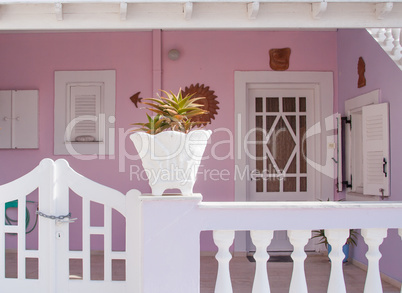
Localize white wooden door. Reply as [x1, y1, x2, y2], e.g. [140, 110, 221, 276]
[247, 87, 316, 251]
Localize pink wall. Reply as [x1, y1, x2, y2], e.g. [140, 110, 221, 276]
[0, 30, 338, 251]
[337, 29, 402, 283]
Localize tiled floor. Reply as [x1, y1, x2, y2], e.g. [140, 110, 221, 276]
[4, 251, 401, 292]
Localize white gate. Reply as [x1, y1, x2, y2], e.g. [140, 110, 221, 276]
[0, 159, 140, 293]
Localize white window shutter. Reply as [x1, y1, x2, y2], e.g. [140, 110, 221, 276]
[12, 90, 39, 148]
[69, 85, 102, 142]
[362, 103, 389, 196]
[0, 91, 12, 148]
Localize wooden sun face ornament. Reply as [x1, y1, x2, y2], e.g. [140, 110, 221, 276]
[181, 83, 219, 126]
[269, 48, 291, 71]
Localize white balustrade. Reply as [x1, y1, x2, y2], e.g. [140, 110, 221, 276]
[213, 230, 235, 293]
[326, 229, 349, 293]
[288, 230, 310, 293]
[367, 27, 402, 70]
[4, 159, 402, 293]
[250, 230, 274, 293]
[362, 228, 388, 293]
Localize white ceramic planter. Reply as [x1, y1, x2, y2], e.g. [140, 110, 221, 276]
[130, 130, 212, 196]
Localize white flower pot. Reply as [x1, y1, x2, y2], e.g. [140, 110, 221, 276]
[130, 130, 212, 196]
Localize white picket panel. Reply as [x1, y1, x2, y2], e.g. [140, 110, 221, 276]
[0, 158, 140, 293]
[0, 158, 54, 292]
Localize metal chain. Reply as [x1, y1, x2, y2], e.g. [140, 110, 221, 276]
[36, 210, 72, 221]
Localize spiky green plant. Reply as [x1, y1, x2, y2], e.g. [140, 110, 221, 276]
[311, 229, 358, 248]
[131, 89, 208, 134]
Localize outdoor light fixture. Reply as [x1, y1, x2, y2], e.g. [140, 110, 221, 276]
[168, 49, 180, 60]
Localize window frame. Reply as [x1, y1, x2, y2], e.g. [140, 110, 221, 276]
[344, 89, 390, 201]
[54, 70, 116, 156]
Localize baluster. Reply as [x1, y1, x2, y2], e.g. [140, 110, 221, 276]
[288, 230, 310, 293]
[361, 228, 387, 293]
[391, 29, 402, 59]
[369, 28, 379, 39]
[250, 230, 274, 293]
[383, 28, 394, 51]
[377, 28, 386, 43]
[213, 230, 235, 293]
[326, 229, 349, 293]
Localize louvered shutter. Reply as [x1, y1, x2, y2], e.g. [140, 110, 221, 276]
[362, 103, 389, 196]
[69, 85, 102, 142]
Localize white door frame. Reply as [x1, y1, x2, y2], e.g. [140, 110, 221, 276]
[234, 71, 335, 252]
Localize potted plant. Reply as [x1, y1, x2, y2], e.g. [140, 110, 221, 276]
[312, 229, 358, 263]
[130, 89, 212, 196]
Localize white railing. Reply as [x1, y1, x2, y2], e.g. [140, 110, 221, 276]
[367, 28, 402, 70]
[138, 195, 402, 293]
[2, 159, 402, 293]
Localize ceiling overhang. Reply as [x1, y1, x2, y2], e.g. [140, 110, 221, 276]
[0, 0, 402, 31]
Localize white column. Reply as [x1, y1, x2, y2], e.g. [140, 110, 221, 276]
[326, 229, 349, 293]
[398, 229, 402, 293]
[383, 28, 394, 51]
[391, 29, 402, 60]
[288, 230, 310, 293]
[213, 230, 235, 293]
[250, 230, 274, 293]
[377, 28, 386, 43]
[361, 228, 387, 293]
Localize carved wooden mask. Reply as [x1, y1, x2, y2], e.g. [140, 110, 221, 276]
[269, 48, 291, 71]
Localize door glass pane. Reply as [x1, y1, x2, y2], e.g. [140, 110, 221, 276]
[266, 97, 279, 112]
[267, 117, 296, 171]
[300, 116, 307, 173]
[283, 177, 296, 192]
[256, 116, 263, 192]
[267, 179, 280, 192]
[300, 177, 307, 192]
[299, 97, 306, 112]
[287, 156, 296, 174]
[255, 97, 263, 113]
[266, 116, 276, 132]
[283, 97, 296, 112]
[286, 115, 296, 134]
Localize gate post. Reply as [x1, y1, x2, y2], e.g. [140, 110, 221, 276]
[126, 189, 143, 293]
[139, 194, 202, 293]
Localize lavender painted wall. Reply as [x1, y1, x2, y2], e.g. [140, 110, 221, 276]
[0, 30, 338, 251]
[337, 29, 402, 283]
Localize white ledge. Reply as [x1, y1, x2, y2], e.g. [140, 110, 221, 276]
[1, 1, 402, 30]
[2, 0, 402, 3]
[199, 201, 402, 209]
[139, 193, 203, 201]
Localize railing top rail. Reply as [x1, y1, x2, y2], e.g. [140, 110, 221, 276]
[199, 200, 402, 209]
[3, 0, 402, 3]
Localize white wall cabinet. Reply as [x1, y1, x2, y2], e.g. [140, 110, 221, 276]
[0, 90, 38, 149]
